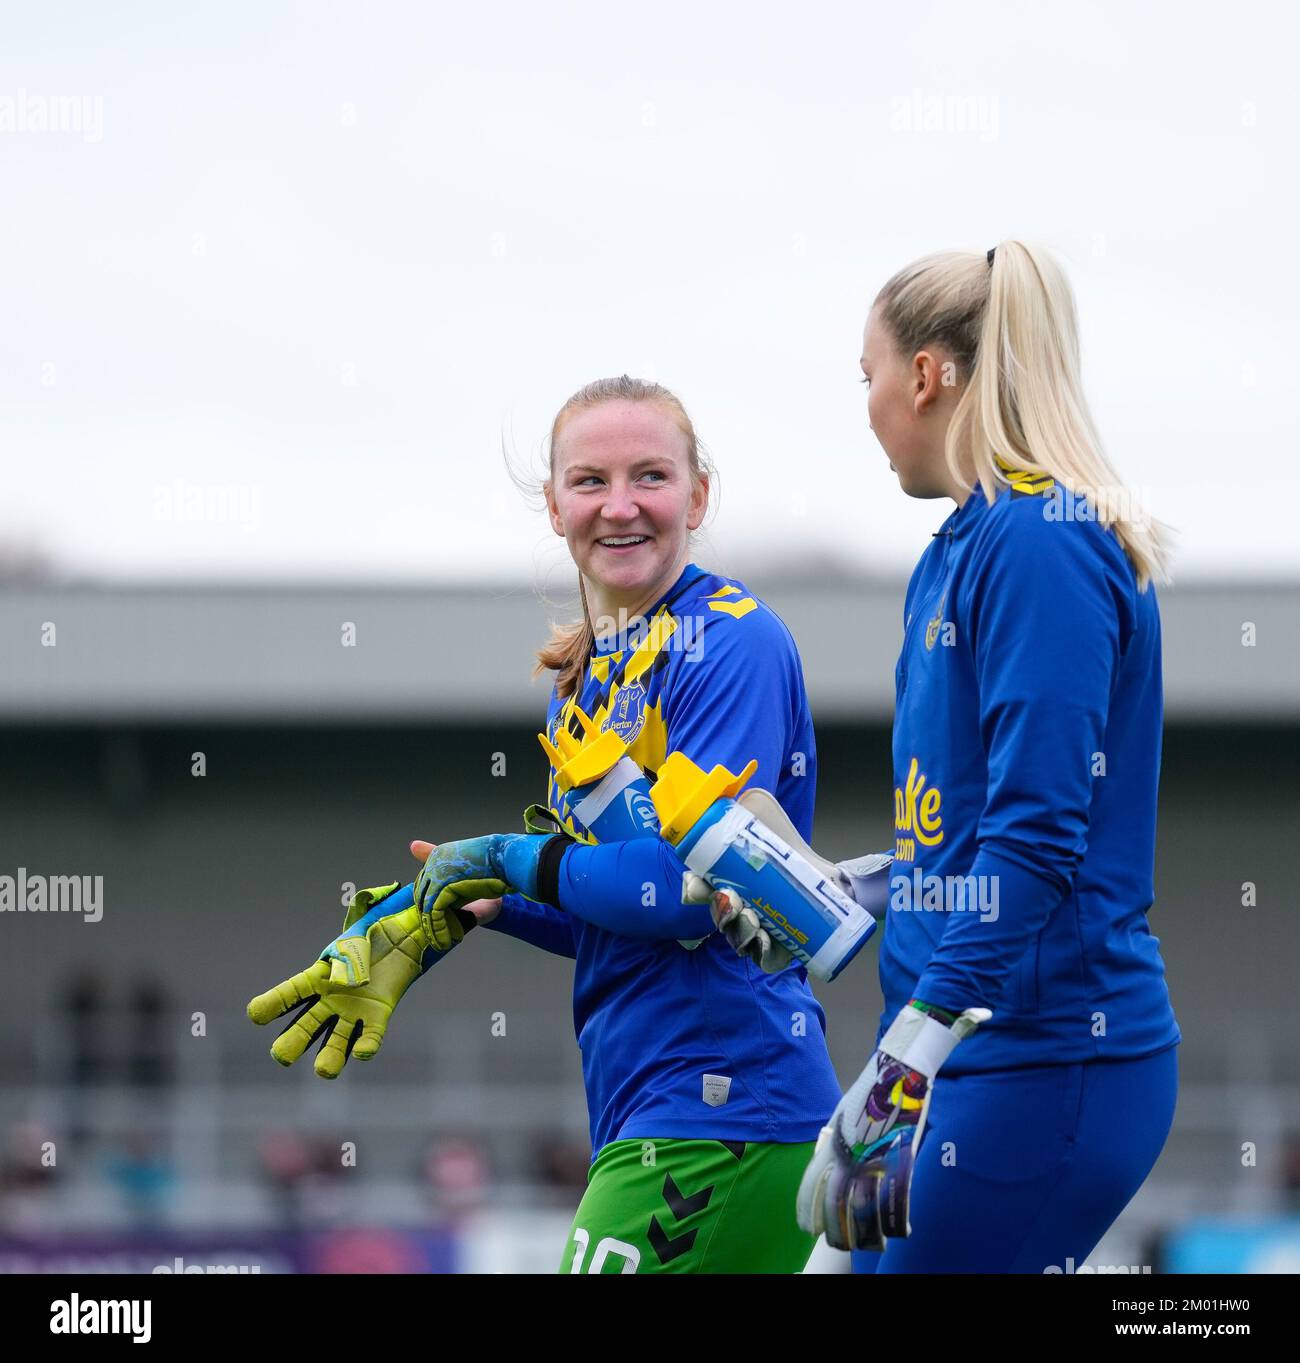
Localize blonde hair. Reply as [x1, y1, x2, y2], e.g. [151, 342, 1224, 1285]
[874, 241, 1171, 588]
[533, 376, 714, 699]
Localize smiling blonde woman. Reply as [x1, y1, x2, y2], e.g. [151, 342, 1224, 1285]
[251, 375, 848, 1274]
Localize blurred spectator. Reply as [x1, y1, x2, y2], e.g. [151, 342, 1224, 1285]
[257, 1130, 315, 1230]
[422, 1136, 490, 1220]
[104, 1130, 176, 1227]
[0, 1120, 59, 1232]
[1282, 1133, 1300, 1212]
[532, 1133, 590, 1198]
[257, 1131, 355, 1227]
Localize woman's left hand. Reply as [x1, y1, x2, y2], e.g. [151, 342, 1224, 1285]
[410, 841, 502, 925]
[408, 832, 565, 949]
[796, 1001, 991, 1250]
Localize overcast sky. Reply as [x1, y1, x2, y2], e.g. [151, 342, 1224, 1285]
[2, 0, 1296, 586]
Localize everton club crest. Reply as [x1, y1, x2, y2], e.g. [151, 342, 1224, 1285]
[607, 680, 647, 745]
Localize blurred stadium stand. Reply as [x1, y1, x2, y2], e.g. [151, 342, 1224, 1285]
[1, 575, 1296, 1272]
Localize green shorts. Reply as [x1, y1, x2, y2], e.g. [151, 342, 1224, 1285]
[560, 1137, 817, 1274]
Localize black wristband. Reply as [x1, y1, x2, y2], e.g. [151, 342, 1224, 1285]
[450, 906, 479, 937]
[535, 833, 572, 909]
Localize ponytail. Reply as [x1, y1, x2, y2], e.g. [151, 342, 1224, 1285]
[534, 580, 597, 702]
[876, 242, 1171, 588]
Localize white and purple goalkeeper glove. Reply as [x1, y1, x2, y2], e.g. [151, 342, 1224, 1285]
[796, 1000, 991, 1251]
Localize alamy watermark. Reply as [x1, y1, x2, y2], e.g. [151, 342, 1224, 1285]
[152, 1256, 262, 1274]
[591, 609, 706, 662]
[890, 870, 999, 922]
[1043, 1257, 1152, 1274]
[151, 480, 260, 530]
[0, 869, 103, 922]
[49, 1295, 149, 1341]
[890, 90, 999, 142]
[1042, 483, 1154, 530]
[0, 90, 103, 143]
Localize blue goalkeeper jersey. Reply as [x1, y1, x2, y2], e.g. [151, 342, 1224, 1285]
[488, 563, 843, 1153]
[883, 475, 1180, 1073]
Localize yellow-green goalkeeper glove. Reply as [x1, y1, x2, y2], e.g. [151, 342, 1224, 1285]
[247, 882, 432, 1079]
[318, 880, 421, 987]
[334, 835, 555, 956]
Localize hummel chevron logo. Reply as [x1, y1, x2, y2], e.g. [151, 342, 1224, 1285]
[662, 1173, 712, 1220]
[647, 1175, 714, 1264]
[647, 1217, 695, 1263]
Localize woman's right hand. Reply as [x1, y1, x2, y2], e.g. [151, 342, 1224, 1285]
[709, 887, 793, 974]
[408, 840, 503, 925]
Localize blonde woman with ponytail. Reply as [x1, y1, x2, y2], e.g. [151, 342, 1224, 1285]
[789, 243, 1180, 1272]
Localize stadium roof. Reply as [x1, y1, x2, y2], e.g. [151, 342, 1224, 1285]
[1, 579, 1295, 722]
